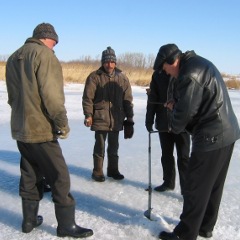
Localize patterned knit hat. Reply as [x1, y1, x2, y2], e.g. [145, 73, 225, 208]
[101, 46, 117, 64]
[32, 23, 59, 43]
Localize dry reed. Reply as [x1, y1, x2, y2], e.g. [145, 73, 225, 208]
[0, 61, 239, 88]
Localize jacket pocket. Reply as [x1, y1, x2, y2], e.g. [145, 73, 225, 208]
[93, 102, 106, 122]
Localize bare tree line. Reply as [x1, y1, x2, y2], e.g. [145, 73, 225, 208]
[60, 52, 155, 69]
[0, 55, 9, 61]
[1, 53, 239, 88]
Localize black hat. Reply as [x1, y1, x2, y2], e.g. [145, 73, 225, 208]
[153, 44, 182, 71]
[33, 23, 59, 44]
[101, 46, 117, 64]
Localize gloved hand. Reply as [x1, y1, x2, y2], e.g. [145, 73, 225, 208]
[123, 120, 134, 139]
[56, 125, 70, 139]
[84, 117, 92, 127]
[146, 124, 153, 132]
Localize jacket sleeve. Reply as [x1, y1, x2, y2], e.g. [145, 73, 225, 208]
[145, 75, 157, 126]
[82, 73, 97, 117]
[35, 49, 69, 132]
[122, 76, 134, 119]
[170, 75, 203, 134]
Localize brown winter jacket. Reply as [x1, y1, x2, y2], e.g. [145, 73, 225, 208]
[82, 67, 134, 131]
[6, 38, 69, 143]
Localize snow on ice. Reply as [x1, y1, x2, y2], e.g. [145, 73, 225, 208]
[0, 81, 239, 240]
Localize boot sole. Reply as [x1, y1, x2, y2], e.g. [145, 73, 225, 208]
[22, 216, 43, 233]
[57, 230, 93, 238]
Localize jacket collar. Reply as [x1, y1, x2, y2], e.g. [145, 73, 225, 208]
[179, 50, 196, 70]
[25, 37, 45, 46]
[96, 66, 122, 76]
[24, 38, 55, 53]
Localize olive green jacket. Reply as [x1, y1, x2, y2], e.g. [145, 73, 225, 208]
[6, 38, 69, 143]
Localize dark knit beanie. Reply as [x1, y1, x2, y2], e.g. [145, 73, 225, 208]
[32, 23, 59, 44]
[101, 46, 117, 64]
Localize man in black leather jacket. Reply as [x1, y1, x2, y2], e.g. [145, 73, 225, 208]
[145, 71, 190, 194]
[154, 44, 240, 240]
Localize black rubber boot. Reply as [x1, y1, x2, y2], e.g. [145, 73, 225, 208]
[107, 157, 124, 180]
[107, 171, 124, 180]
[22, 199, 43, 233]
[55, 205, 93, 238]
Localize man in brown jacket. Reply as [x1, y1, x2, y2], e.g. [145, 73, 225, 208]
[6, 22, 93, 238]
[82, 46, 134, 182]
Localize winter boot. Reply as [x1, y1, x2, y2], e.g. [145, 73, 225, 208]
[55, 205, 93, 238]
[199, 230, 213, 238]
[154, 182, 174, 192]
[107, 171, 124, 180]
[22, 199, 43, 233]
[107, 156, 124, 180]
[159, 231, 181, 239]
[92, 157, 105, 182]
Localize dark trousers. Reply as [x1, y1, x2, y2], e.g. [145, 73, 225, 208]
[93, 131, 119, 176]
[174, 143, 235, 240]
[17, 141, 75, 207]
[159, 132, 190, 191]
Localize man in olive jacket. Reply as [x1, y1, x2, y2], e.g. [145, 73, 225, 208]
[6, 23, 93, 238]
[82, 46, 134, 182]
[155, 44, 240, 240]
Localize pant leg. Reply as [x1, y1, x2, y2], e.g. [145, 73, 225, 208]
[93, 131, 107, 176]
[107, 131, 120, 174]
[159, 132, 175, 188]
[174, 143, 235, 240]
[174, 132, 190, 193]
[200, 143, 234, 233]
[19, 154, 44, 201]
[17, 141, 75, 207]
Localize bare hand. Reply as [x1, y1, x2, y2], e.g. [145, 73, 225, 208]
[164, 99, 175, 111]
[84, 117, 92, 127]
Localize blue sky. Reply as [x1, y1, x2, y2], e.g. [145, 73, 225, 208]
[1, 0, 240, 74]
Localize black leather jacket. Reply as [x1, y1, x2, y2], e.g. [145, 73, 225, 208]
[170, 50, 240, 152]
